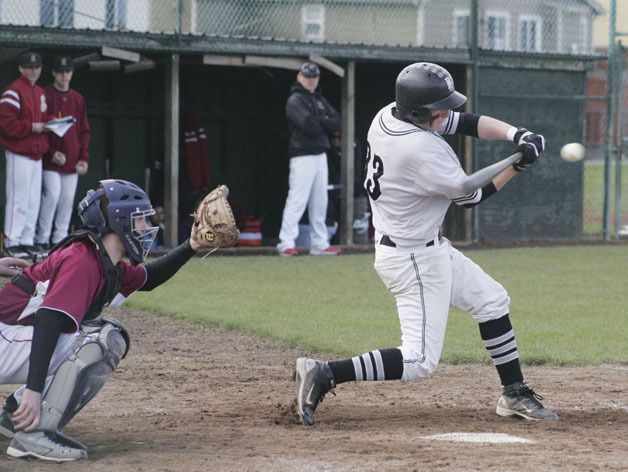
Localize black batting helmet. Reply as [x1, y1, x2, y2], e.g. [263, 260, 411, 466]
[395, 62, 466, 123]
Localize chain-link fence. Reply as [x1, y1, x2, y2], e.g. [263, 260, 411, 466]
[0, 0, 624, 241]
[582, 12, 627, 239]
[581, 56, 608, 238]
[0, 0, 601, 51]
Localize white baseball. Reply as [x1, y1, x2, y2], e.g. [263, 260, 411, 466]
[560, 143, 586, 163]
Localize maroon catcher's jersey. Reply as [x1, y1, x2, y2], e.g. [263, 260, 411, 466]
[0, 240, 146, 331]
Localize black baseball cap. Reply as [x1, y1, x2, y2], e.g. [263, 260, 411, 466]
[53, 56, 74, 72]
[19, 52, 42, 68]
[299, 62, 320, 77]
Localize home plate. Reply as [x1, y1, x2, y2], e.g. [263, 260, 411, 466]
[421, 433, 536, 444]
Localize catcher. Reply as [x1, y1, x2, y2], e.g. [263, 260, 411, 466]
[0, 180, 237, 462]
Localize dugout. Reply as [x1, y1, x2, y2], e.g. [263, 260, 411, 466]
[0, 50, 469, 245]
[0, 57, 342, 244]
[175, 57, 586, 243]
[178, 59, 468, 242]
[164, 55, 588, 243]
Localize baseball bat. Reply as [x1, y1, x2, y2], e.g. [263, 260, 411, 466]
[461, 151, 522, 194]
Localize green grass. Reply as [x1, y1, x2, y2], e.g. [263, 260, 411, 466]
[126, 246, 628, 366]
[443, 246, 628, 365]
[124, 162, 624, 363]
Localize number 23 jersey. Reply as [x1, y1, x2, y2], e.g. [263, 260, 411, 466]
[364, 103, 476, 246]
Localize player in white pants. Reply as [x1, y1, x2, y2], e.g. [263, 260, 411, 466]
[0, 52, 50, 259]
[36, 171, 79, 248]
[295, 62, 558, 425]
[277, 62, 341, 256]
[35, 56, 90, 254]
[278, 152, 329, 253]
[4, 151, 43, 251]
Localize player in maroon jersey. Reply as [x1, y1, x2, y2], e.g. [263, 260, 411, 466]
[34, 56, 91, 256]
[0, 179, 203, 462]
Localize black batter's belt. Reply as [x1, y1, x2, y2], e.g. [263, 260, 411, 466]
[379, 235, 435, 248]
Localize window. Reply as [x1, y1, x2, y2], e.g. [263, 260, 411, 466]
[40, 0, 74, 27]
[453, 10, 470, 47]
[40, 0, 54, 26]
[519, 15, 542, 52]
[578, 15, 590, 54]
[106, 0, 127, 30]
[485, 12, 509, 50]
[302, 4, 325, 42]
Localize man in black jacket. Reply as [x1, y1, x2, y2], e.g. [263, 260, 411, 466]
[276, 62, 341, 256]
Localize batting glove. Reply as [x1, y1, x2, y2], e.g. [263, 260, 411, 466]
[512, 128, 545, 172]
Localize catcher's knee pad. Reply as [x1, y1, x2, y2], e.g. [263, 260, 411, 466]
[38, 318, 130, 431]
[81, 317, 130, 360]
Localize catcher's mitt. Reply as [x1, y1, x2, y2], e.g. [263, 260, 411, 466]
[190, 185, 239, 248]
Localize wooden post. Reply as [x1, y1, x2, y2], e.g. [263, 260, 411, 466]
[340, 61, 356, 245]
[164, 53, 180, 248]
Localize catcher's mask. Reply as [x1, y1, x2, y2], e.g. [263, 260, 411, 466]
[78, 179, 158, 265]
[395, 62, 466, 125]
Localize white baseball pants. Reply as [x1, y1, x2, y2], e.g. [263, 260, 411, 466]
[277, 153, 329, 251]
[36, 171, 79, 245]
[0, 322, 82, 385]
[374, 238, 510, 381]
[3, 151, 42, 247]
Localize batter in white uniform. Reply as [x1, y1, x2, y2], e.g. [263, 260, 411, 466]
[295, 62, 558, 425]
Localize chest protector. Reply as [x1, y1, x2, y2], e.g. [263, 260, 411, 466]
[49, 230, 123, 321]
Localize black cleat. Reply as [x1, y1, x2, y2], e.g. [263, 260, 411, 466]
[496, 382, 559, 420]
[295, 357, 335, 426]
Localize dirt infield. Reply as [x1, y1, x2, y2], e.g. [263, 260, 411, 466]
[1, 308, 626, 472]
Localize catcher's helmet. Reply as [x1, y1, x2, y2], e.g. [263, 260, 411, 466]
[78, 179, 158, 265]
[395, 62, 466, 123]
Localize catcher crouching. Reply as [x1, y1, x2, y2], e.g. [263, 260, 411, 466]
[0, 181, 238, 462]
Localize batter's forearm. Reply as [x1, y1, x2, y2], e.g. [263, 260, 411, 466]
[461, 167, 517, 208]
[492, 165, 518, 190]
[477, 116, 515, 141]
[461, 182, 496, 208]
